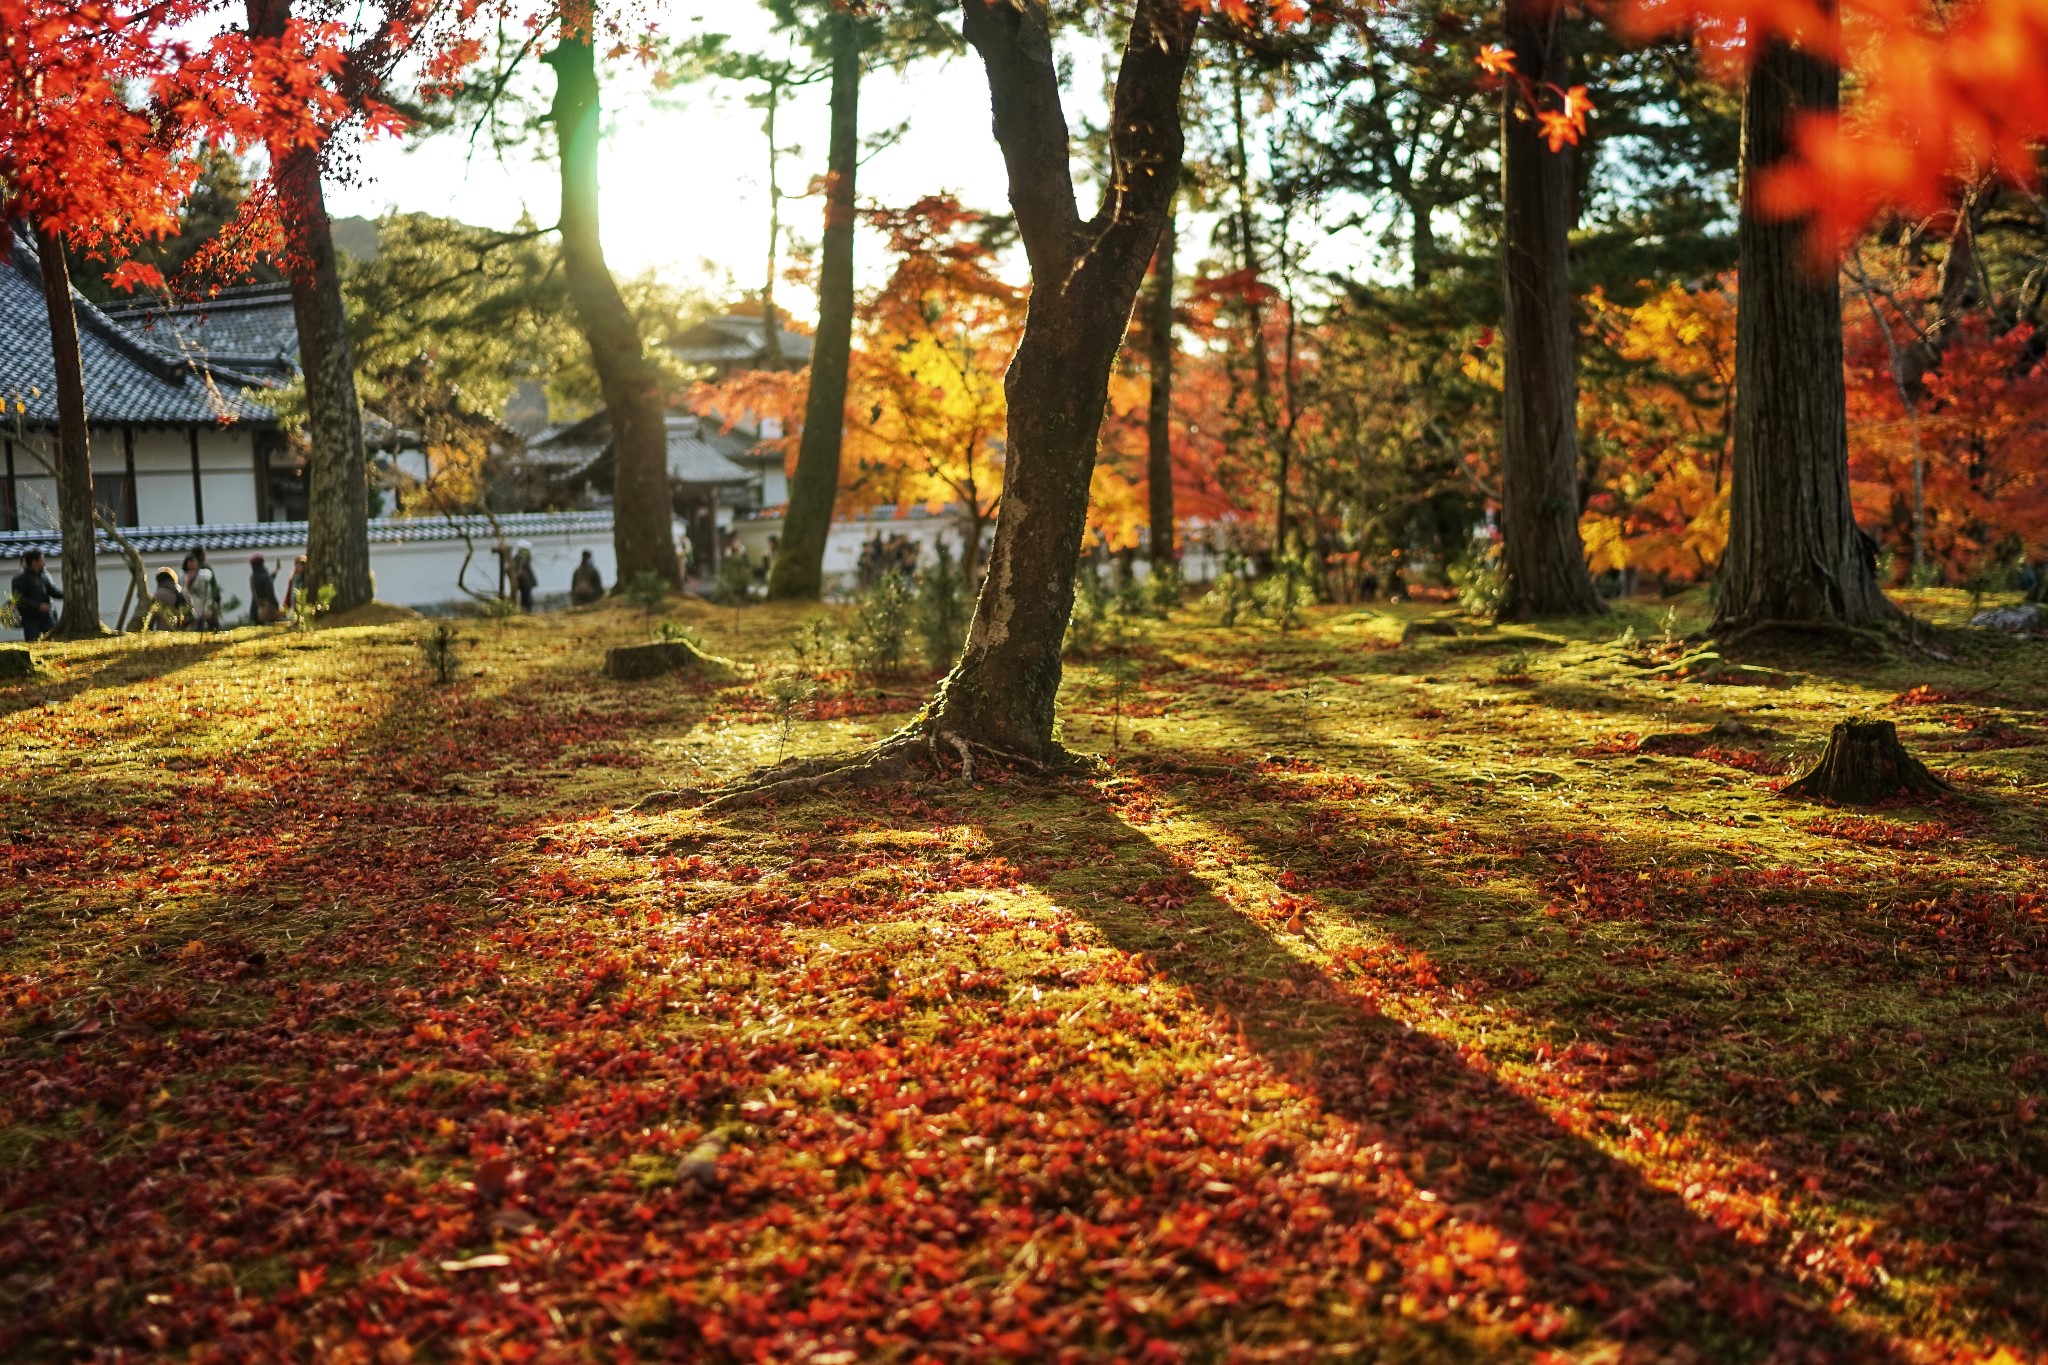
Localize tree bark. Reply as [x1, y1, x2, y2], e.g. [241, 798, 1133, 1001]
[769, 13, 861, 601]
[247, 0, 375, 614]
[1784, 720, 1949, 805]
[760, 78, 784, 370]
[922, 0, 1196, 761]
[1145, 206, 1177, 567]
[1715, 33, 1898, 632]
[30, 228, 106, 638]
[547, 15, 680, 589]
[1497, 0, 1604, 620]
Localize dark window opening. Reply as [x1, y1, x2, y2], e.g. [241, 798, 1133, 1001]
[95, 472, 137, 528]
[262, 439, 308, 522]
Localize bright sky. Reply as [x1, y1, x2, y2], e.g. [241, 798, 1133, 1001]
[326, 4, 1022, 317]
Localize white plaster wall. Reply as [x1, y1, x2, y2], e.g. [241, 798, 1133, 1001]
[732, 510, 980, 597]
[25, 524, 625, 632]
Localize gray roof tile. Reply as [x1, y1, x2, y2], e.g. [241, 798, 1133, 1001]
[0, 238, 274, 428]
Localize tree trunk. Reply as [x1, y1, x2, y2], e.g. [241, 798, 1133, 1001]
[547, 17, 680, 589]
[923, 0, 1196, 761]
[248, 0, 375, 614]
[1411, 197, 1436, 289]
[1784, 720, 1949, 805]
[769, 14, 861, 602]
[30, 228, 106, 638]
[1715, 33, 1898, 632]
[760, 79, 784, 370]
[1145, 206, 1177, 567]
[276, 146, 374, 613]
[1497, 0, 1604, 620]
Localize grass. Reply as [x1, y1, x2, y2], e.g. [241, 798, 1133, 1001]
[1, 589, 2043, 1363]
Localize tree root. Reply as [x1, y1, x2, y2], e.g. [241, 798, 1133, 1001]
[698, 737, 925, 813]
[1713, 617, 1895, 657]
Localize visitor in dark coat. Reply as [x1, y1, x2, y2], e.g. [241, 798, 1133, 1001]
[10, 550, 61, 642]
[570, 550, 604, 606]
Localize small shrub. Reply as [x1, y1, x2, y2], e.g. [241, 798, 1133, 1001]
[1202, 550, 1253, 627]
[1065, 565, 1110, 656]
[1449, 544, 1506, 617]
[714, 554, 755, 605]
[790, 614, 840, 675]
[1146, 560, 1184, 617]
[621, 571, 671, 615]
[849, 573, 915, 676]
[291, 583, 338, 632]
[1494, 647, 1535, 679]
[0, 591, 19, 631]
[1657, 606, 1681, 651]
[653, 620, 704, 647]
[420, 621, 461, 685]
[915, 540, 971, 673]
[1254, 539, 1318, 632]
[764, 669, 816, 764]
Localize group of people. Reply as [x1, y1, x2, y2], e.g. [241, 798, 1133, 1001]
[146, 547, 306, 631]
[13, 543, 610, 640]
[856, 533, 923, 589]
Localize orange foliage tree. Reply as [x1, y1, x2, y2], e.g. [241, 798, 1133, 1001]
[2, 0, 217, 635]
[1845, 295, 2048, 586]
[694, 196, 1023, 582]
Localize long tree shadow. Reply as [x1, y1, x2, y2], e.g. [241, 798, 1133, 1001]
[1018, 786, 1920, 1362]
[1139, 761, 2048, 1351]
[0, 635, 242, 719]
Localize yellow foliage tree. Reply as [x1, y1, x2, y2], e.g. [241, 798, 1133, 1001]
[1578, 278, 1737, 588]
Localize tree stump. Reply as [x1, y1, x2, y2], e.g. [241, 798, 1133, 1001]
[0, 648, 33, 680]
[603, 640, 734, 681]
[1784, 720, 1951, 804]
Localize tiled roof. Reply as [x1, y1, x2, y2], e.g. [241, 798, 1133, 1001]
[531, 412, 756, 487]
[671, 312, 813, 369]
[102, 285, 300, 383]
[0, 511, 617, 559]
[0, 238, 275, 428]
[665, 416, 754, 486]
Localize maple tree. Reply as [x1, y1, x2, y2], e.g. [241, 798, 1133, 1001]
[1845, 280, 2048, 588]
[0, 0, 212, 638]
[695, 196, 1020, 582]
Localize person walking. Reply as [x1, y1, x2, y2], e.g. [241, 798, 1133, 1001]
[248, 556, 280, 624]
[570, 550, 604, 606]
[10, 550, 62, 642]
[184, 549, 222, 632]
[512, 541, 537, 613]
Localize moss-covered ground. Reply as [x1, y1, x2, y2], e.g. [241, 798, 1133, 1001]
[2, 589, 2044, 1362]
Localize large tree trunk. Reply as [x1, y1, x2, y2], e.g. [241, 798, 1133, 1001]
[1145, 206, 1177, 567]
[1715, 33, 1897, 632]
[769, 13, 861, 602]
[547, 16, 679, 589]
[922, 0, 1196, 761]
[247, 0, 375, 614]
[1497, 0, 1604, 620]
[30, 228, 106, 638]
